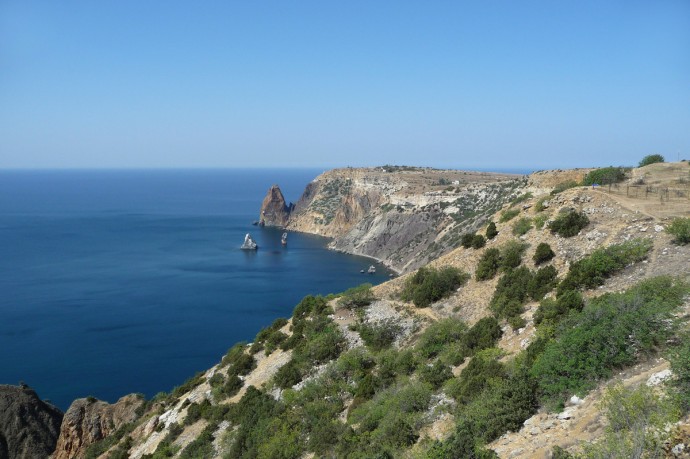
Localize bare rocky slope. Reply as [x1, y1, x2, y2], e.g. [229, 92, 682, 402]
[261, 166, 526, 273]
[0, 385, 63, 459]
[49, 162, 690, 458]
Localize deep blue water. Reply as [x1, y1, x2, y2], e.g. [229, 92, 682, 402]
[0, 169, 394, 410]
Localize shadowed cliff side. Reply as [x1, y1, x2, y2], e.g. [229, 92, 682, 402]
[259, 184, 293, 227]
[0, 385, 63, 459]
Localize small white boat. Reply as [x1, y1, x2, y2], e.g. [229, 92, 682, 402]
[240, 233, 258, 250]
[367, 265, 376, 274]
[281, 232, 288, 246]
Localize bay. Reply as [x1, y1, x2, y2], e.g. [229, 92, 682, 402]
[0, 169, 393, 409]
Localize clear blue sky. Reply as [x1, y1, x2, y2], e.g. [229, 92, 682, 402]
[1, 1, 688, 170]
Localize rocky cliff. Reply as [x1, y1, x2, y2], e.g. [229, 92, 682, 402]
[284, 167, 526, 272]
[52, 394, 143, 459]
[23, 162, 690, 459]
[259, 184, 293, 227]
[0, 385, 63, 459]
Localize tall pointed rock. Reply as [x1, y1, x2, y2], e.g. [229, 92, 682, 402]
[259, 185, 293, 227]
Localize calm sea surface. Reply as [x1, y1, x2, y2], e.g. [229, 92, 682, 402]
[0, 169, 394, 409]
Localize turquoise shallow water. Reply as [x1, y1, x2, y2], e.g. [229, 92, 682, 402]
[0, 169, 393, 409]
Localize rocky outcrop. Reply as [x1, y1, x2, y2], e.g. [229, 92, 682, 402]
[259, 185, 293, 227]
[284, 167, 525, 272]
[52, 394, 143, 459]
[0, 384, 63, 459]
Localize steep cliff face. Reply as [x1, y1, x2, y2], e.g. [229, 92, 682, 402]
[259, 184, 293, 227]
[52, 394, 143, 459]
[286, 167, 525, 272]
[0, 385, 63, 459]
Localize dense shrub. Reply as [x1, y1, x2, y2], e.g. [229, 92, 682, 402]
[582, 167, 626, 186]
[532, 277, 687, 407]
[358, 319, 401, 352]
[508, 315, 527, 330]
[527, 265, 558, 301]
[548, 209, 589, 237]
[533, 242, 555, 265]
[489, 267, 533, 319]
[667, 217, 690, 244]
[512, 217, 532, 236]
[436, 370, 538, 456]
[463, 317, 503, 355]
[418, 360, 453, 389]
[401, 266, 469, 308]
[500, 240, 528, 270]
[472, 234, 487, 249]
[499, 208, 520, 222]
[557, 238, 652, 294]
[416, 318, 468, 359]
[338, 283, 376, 310]
[639, 154, 665, 167]
[461, 233, 476, 248]
[275, 358, 303, 389]
[475, 248, 501, 281]
[448, 349, 505, 403]
[533, 290, 584, 326]
[486, 221, 498, 239]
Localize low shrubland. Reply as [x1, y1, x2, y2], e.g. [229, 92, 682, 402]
[400, 266, 469, 307]
[548, 209, 589, 237]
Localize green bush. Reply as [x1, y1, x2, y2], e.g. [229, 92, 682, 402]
[486, 221, 498, 240]
[472, 234, 487, 249]
[669, 334, 690, 412]
[532, 277, 687, 408]
[500, 240, 528, 271]
[557, 238, 652, 294]
[638, 154, 665, 167]
[449, 349, 505, 404]
[475, 248, 501, 281]
[533, 290, 584, 326]
[666, 217, 690, 244]
[436, 370, 537, 455]
[499, 208, 520, 222]
[418, 360, 453, 389]
[582, 167, 626, 186]
[512, 217, 532, 236]
[461, 233, 476, 248]
[463, 317, 503, 355]
[489, 267, 533, 319]
[534, 196, 549, 212]
[275, 358, 303, 389]
[548, 209, 589, 237]
[401, 266, 469, 308]
[581, 383, 678, 458]
[416, 318, 468, 359]
[527, 265, 558, 301]
[533, 242, 555, 265]
[338, 283, 376, 310]
[358, 319, 401, 352]
[533, 213, 548, 229]
[550, 181, 579, 195]
[508, 315, 527, 330]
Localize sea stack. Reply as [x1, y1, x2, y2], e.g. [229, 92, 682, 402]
[259, 185, 293, 227]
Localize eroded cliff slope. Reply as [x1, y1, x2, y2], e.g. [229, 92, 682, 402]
[283, 167, 526, 272]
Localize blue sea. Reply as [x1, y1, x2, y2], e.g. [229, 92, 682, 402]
[0, 169, 394, 410]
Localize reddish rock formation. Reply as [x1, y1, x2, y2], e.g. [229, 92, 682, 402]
[52, 394, 143, 459]
[259, 185, 293, 227]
